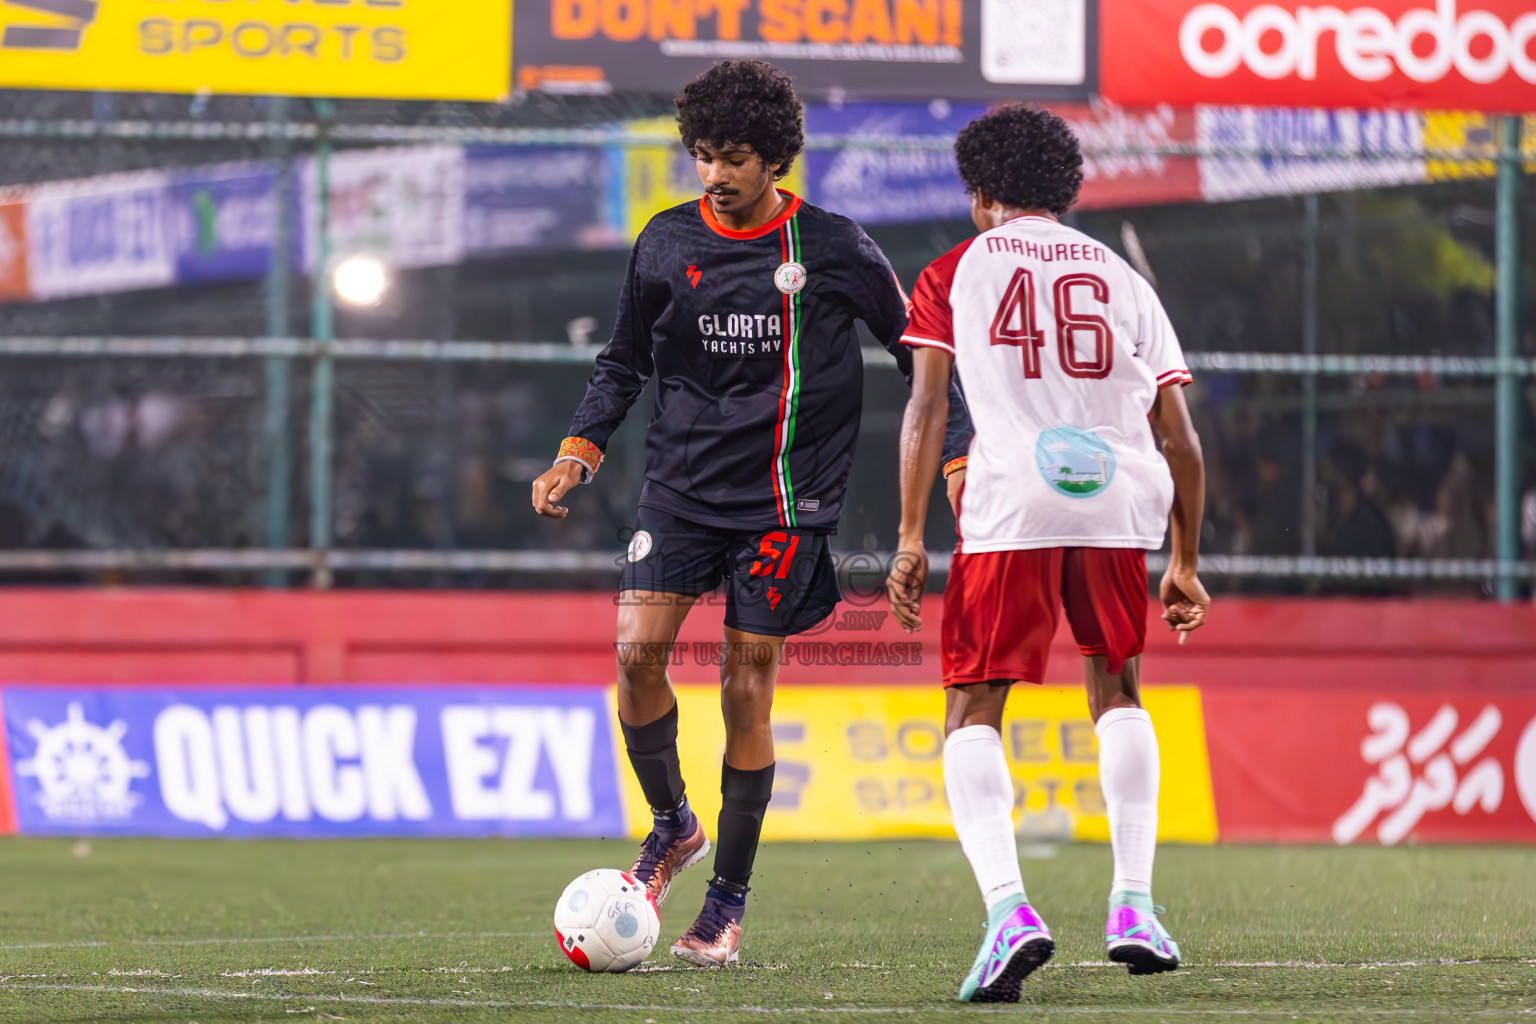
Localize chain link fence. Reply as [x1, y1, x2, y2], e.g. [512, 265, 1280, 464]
[0, 93, 1530, 597]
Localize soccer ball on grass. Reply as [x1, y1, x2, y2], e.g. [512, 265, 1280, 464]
[553, 868, 660, 972]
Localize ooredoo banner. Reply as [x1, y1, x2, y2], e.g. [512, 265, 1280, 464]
[1, 687, 625, 838]
[515, 0, 1094, 101]
[1101, 0, 1536, 111]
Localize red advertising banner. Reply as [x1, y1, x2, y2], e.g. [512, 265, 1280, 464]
[1204, 692, 1536, 844]
[1052, 103, 1203, 209]
[1101, 0, 1536, 111]
[0, 200, 27, 301]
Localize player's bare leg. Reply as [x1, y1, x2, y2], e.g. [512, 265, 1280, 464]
[671, 627, 783, 968]
[618, 591, 710, 908]
[1084, 655, 1180, 974]
[943, 682, 1055, 1002]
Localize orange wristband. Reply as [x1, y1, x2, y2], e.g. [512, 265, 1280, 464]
[943, 457, 968, 477]
[555, 436, 602, 481]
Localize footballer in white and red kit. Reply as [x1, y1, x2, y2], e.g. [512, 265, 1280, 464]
[885, 105, 1211, 1003]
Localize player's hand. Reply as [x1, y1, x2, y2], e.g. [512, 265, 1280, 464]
[946, 468, 965, 517]
[531, 461, 585, 519]
[886, 538, 929, 632]
[1160, 564, 1210, 644]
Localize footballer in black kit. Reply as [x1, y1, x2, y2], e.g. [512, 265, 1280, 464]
[532, 59, 971, 968]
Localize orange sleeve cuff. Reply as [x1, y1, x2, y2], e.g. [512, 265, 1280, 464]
[943, 457, 968, 477]
[555, 436, 602, 481]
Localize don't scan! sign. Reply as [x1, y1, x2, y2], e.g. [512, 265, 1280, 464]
[0, 0, 510, 101]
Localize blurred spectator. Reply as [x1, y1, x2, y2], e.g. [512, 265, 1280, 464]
[1321, 440, 1395, 559]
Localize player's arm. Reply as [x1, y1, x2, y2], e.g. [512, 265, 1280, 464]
[888, 345, 953, 633]
[1148, 382, 1209, 641]
[1133, 270, 1209, 640]
[879, 332, 972, 515]
[883, 248, 965, 630]
[851, 227, 974, 515]
[532, 246, 655, 519]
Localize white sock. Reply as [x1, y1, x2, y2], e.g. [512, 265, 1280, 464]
[1096, 706, 1160, 897]
[944, 725, 1025, 911]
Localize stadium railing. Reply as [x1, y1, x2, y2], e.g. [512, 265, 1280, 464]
[0, 336, 1529, 588]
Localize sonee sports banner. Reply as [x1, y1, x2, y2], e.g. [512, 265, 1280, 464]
[0, 0, 511, 101]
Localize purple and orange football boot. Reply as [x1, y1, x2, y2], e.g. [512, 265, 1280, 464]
[629, 815, 709, 908]
[670, 888, 744, 968]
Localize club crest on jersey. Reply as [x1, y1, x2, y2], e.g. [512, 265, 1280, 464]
[1035, 426, 1117, 499]
[774, 262, 807, 295]
[626, 530, 653, 562]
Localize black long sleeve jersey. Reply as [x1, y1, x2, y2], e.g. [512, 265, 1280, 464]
[568, 191, 972, 532]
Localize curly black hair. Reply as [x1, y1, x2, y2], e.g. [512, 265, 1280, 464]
[676, 60, 804, 180]
[955, 104, 1083, 216]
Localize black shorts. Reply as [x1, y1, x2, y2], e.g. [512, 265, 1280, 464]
[620, 506, 841, 637]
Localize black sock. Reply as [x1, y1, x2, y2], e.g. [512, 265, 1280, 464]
[711, 761, 775, 892]
[621, 702, 688, 819]
[654, 796, 695, 839]
[706, 882, 748, 909]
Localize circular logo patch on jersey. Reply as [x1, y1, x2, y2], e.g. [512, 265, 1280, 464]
[626, 530, 653, 562]
[1035, 426, 1117, 499]
[774, 262, 807, 295]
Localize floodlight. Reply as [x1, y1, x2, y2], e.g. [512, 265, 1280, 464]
[332, 255, 390, 307]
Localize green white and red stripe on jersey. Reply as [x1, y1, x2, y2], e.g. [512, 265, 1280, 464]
[771, 214, 804, 527]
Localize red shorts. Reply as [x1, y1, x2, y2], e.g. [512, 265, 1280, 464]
[941, 548, 1148, 686]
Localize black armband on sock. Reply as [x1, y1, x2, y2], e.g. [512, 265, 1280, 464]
[621, 702, 686, 814]
[711, 761, 776, 891]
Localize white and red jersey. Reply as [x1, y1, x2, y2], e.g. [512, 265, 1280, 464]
[903, 215, 1191, 553]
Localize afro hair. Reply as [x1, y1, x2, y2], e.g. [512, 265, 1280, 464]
[954, 105, 1083, 216]
[676, 60, 805, 180]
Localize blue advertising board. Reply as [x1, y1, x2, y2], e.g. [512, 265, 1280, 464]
[168, 164, 284, 285]
[803, 102, 987, 226]
[2, 687, 624, 839]
[463, 145, 621, 255]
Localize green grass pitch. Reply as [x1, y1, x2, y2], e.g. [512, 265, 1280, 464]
[0, 837, 1531, 1022]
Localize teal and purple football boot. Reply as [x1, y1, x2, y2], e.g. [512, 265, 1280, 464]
[1105, 892, 1181, 975]
[957, 894, 1055, 1003]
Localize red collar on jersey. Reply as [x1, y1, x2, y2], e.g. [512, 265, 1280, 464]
[699, 190, 803, 240]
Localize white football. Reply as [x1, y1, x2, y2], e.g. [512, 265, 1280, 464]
[553, 868, 660, 972]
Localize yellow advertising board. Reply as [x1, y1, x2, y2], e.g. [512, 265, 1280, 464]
[613, 685, 1218, 845]
[0, 0, 511, 101]
[1423, 112, 1499, 181]
[623, 116, 806, 241]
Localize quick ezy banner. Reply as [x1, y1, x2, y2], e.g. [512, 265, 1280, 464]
[0, 686, 626, 839]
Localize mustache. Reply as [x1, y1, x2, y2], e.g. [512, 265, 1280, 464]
[706, 187, 738, 196]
